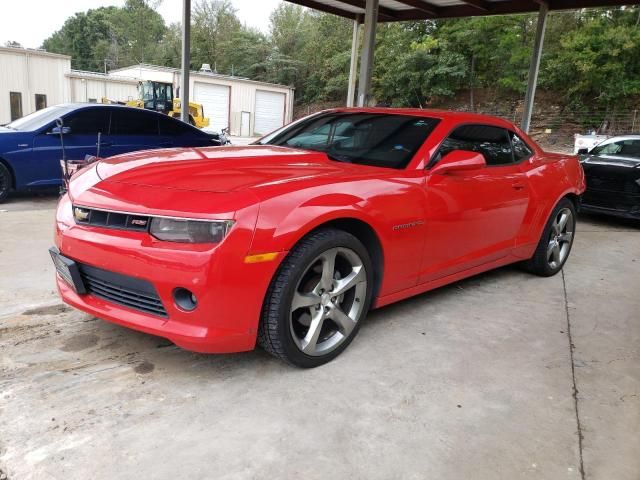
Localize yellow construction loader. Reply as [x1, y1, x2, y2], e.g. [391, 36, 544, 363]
[103, 81, 209, 128]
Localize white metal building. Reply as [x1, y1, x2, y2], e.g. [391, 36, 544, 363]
[68, 70, 138, 105]
[0, 46, 71, 124]
[109, 64, 295, 136]
[1, 48, 294, 136]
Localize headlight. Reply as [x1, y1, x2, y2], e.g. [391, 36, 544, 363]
[149, 218, 234, 243]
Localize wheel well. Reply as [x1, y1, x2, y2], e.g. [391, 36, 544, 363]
[310, 218, 384, 302]
[0, 158, 15, 189]
[564, 193, 580, 212]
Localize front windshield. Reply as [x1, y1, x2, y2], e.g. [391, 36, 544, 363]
[258, 112, 441, 169]
[140, 82, 154, 102]
[590, 139, 640, 159]
[5, 105, 68, 131]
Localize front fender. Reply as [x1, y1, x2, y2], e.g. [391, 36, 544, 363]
[249, 177, 428, 296]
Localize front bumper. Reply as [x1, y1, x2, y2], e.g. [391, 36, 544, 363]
[54, 195, 285, 353]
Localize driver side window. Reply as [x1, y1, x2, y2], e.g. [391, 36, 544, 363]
[436, 124, 513, 166]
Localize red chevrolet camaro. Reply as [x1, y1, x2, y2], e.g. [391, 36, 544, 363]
[51, 108, 585, 367]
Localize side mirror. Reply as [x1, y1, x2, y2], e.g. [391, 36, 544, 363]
[577, 148, 589, 155]
[430, 150, 486, 175]
[48, 126, 71, 135]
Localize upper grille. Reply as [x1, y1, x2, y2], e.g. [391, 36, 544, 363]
[73, 206, 150, 232]
[78, 263, 167, 317]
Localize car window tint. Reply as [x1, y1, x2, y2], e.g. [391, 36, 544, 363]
[619, 140, 640, 157]
[158, 116, 195, 136]
[510, 131, 533, 162]
[111, 109, 159, 136]
[439, 124, 513, 166]
[592, 139, 640, 158]
[64, 108, 110, 135]
[266, 112, 440, 169]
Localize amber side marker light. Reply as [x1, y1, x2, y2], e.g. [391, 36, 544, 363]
[244, 252, 279, 264]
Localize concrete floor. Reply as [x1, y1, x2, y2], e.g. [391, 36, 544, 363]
[0, 194, 638, 480]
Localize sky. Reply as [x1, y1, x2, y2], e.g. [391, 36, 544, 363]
[0, 0, 282, 49]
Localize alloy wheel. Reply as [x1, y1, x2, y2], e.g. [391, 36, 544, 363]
[547, 207, 574, 270]
[0, 169, 9, 198]
[289, 247, 367, 356]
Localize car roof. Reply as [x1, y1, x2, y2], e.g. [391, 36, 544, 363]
[60, 103, 156, 112]
[58, 103, 197, 124]
[322, 107, 518, 128]
[598, 135, 640, 142]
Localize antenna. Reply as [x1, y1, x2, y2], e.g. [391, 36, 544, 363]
[56, 118, 70, 193]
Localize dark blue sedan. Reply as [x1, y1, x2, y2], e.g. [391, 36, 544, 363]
[0, 103, 224, 202]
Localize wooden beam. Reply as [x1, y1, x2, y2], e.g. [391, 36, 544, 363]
[285, 0, 357, 19]
[458, 0, 492, 11]
[335, 0, 401, 20]
[393, 0, 440, 16]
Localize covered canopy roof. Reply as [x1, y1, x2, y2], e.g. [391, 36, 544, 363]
[287, 0, 638, 21]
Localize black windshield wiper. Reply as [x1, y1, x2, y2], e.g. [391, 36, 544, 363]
[325, 153, 353, 163]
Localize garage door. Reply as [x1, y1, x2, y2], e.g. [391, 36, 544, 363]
[255, 90, 286, 136]
[193, 82, 230, 132]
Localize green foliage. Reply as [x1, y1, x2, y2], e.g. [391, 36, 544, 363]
[41, 0, 167, 71]
[40, 2, 640, 109]
[373, 23, 467, 106]
[541, 8, 640, 108]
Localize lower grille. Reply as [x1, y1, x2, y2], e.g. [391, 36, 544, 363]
[79, 264, 167, 317]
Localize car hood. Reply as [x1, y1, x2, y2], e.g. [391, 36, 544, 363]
[96, 145, 363, 193]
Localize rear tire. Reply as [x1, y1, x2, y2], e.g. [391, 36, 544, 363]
[0, 162, 12, 203]
[258, 228, 374, 368]
[524, 198, 576, 276]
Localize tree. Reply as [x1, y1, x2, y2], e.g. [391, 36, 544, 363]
[41, 1, 167, 71]
[541, 8, 640, 109]
[191, 0, 242, 72]
[373, 23, 467, 107]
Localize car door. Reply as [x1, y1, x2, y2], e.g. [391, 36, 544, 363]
[30, 107, 111, 186]
[419, 124, 531, 283]
[107, 108, 161, 156]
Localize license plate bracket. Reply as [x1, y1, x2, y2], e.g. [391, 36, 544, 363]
[49, 247, 86, 295]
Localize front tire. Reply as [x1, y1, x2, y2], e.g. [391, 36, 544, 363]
[0, 162, 12, 203]
[258, 229, 374, 368]
[524, 198, 576, 276]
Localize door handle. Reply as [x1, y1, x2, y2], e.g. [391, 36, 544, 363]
[512, 182, 526, 190]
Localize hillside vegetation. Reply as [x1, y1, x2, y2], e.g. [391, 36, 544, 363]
[42, 1, 640, 124]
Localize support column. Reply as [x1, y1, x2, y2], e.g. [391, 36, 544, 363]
[357, 0, 379, 107]
[521, 2, 548, 133]
[180, 0, 191, 124]
[347, 16, 362, 107]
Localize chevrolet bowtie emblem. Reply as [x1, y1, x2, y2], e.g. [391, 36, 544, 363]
[73, 207, 90, 221]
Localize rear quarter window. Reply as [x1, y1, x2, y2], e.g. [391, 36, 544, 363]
[111, 109, 159, 136]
